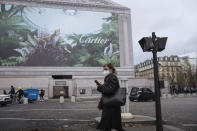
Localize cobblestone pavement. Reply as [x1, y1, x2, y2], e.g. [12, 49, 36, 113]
[0, 96, 196, 131]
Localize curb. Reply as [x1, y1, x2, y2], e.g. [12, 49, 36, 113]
[161, 93, 197, 99]
[163, 120, 186, 131]
[95, 116, 186, 131]
[95, 115, 156, 124]
[163, 125, 185, 131]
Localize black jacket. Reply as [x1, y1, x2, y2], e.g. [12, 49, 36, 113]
[97, 73, 120, 109]
[16, 90, 24, 97]
[97, 73, 120, 96]
[97, 73, 123, 130]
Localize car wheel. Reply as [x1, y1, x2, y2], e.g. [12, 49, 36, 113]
[138, 98, 142, 102]
[1, 102, 7, 106]
[129, 98, 134, 101]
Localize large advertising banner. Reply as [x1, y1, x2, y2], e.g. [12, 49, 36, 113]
[0, 4, 120, 67]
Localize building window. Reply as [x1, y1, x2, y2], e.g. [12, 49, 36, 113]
[80, 89, 86, 94]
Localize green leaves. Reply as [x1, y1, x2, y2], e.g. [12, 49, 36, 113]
[0, 56, 23, 66]
[0, 4, 31, 66]
[97, 54, 120, 67]
[65, 13, 120, 67]
[67, 33, 83, 46]
[0, 5, 120, 67]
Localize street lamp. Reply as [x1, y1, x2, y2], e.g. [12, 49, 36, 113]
[139, 32, 167, 131]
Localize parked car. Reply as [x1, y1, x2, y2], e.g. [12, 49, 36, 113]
[191, 87, 197, 93]
[129, 87, 155, 101]
[0, 94, 11, 106]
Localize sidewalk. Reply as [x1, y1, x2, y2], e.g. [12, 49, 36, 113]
[4, 124, 185, 131]
[124, 125, 185, 131]
[94, 115, 185, 131]
[161, 93, 197, 99]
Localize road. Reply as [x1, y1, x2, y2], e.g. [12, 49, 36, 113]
[0, 96, 196, 131]
[130, 96, 197, 131]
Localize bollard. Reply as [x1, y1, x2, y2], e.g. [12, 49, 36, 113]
[60, 91, 64, 103]
[120, 77, 134, 120]
[23, 97, 28, 104]
[71, 95, 76, 102]
[167, 94, 172, 99]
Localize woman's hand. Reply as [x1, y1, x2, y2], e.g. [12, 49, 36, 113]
[97, 82, 102, 87]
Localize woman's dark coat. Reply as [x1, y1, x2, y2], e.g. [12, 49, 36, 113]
[97, 73, 122, 131]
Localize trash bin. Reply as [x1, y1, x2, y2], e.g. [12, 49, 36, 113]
[24, 89, 39, 101]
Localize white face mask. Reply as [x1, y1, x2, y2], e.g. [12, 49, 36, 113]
[103, 70, 110, 75]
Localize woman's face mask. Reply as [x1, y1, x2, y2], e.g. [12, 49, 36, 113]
[103, 70, 110, 75]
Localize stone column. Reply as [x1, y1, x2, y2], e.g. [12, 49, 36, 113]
[120, 77, 134, 119]
[118, 13, 134, 68]
[48, 76, 53, 99]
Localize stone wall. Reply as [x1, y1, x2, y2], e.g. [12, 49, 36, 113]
[0, 76, 169, 99]
[74, 78, 169, 98]
[0, 76, 49, 99]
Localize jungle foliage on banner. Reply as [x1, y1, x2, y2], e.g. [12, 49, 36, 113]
[0, 4, 120, 67]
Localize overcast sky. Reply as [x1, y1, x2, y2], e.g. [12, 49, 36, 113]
[112, 0, 197, 65]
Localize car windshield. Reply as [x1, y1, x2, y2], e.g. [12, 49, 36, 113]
[131, 87, 142, 92]
[143, 88, 152, 93]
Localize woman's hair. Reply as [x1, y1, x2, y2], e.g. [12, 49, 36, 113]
[103, 63, 116, 73]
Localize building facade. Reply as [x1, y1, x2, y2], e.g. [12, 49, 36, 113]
[0, 0, 135, 99]
[135, 56, 185, 84]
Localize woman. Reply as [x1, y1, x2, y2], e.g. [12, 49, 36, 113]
[96, 63, 125, 131]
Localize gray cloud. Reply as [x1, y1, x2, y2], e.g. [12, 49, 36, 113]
[112, 0, 197, 64]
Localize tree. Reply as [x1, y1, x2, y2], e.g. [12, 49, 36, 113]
[176, 58, 196, 88]
[176, 71, 186, 88]
[0, 4, 31, 66]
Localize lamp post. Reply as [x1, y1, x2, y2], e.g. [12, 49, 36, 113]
[139, 32, 167, 131]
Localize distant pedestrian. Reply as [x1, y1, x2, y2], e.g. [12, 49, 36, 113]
[9, 85, 15, 101]
[170, 86, 173, 95]
[189, 87, 192, 94]
[16, 87, 24, 103]
[96, 63, 125, 131]
[178, 86, 181, 94]
[39, 89, 45, 101]
[3, 90, 7, 95]
[172, 85, 176, 95]
[184, 86, 187, 96]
